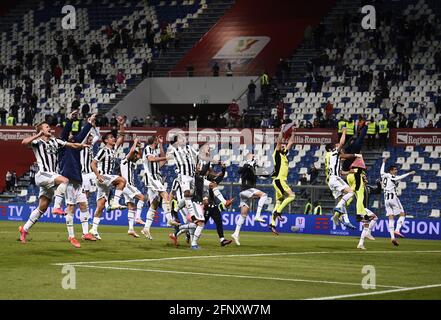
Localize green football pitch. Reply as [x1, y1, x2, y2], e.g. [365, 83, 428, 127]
[1, 220, 440, 300]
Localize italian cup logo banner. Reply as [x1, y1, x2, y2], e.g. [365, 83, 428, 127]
[212, 36, 270, 66]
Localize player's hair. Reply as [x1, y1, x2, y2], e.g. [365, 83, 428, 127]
[325, 143, 334, 152]
[388, 165, 397, 172]
[171, 135, 178, 144]
[146, 136, 155, 145]
[35, 121, 48, 133]
[102, 132, 114, 143]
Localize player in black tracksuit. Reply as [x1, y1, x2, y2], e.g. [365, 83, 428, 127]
[194, 160, 232, 247]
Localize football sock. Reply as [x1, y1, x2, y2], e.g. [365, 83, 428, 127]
[191, 224, 204, 246]
[337, 192, 354, 209]
[80, 209, 90, 235]
[358, 227, 369, 246]
[388, 219, 395, 239]
[395, 216, 405, 232]
[65, 213, 75, 238]
[53, 182, 67, 209]
[113, 189, 123, 204]
[341, 213, 350, 224]
[128, 209, 135, 230]
[23, 207, 45, 231]
[234, 215, 245, 235]
[144, 207, 155, 230]
[255, 194, 268, 219]
[135, 200, 144, 220]
[92, 216, 101, 232]
[176, 222, 197, 237]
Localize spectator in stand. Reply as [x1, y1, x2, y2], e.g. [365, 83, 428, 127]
[145, 115, 154, 127]
[109, 113, 118, 127]
[142, 59, 149, 79]
[0, 106, 7, 125]
[115, 70, 126, 92]
[0, 67, 4, 89]
[260, 113, 270, 128]
[212, 62, 220, 77]
[225, 62, 233, 77]
[131, 116, 139, 127]
[54, 64, 62, 84]
[78, 66, 85, 84]
[426, 120, 434, 129]
[325, 100, 333, 118]
[435, 117, 441, 128]
[5, 171, 12, 192]
[228, 99, 240, 127]
[435, 89, 441, 114]
[81, 103, 90, 119]
[247, 80, 256, 107]
[74, 83, 83, 100]
[308, 165, 319, 184]
[29, 162, 38, 185]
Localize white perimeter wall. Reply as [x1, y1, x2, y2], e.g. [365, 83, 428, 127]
[107, 76, 259, 119]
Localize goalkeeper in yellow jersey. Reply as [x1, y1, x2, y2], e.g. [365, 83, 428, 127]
[269, 128, 296, 235]
[345, 157, 378, 250]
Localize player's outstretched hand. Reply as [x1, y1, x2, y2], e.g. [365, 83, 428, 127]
[97, 174, 105, 183]
[409, 170, 416, 175]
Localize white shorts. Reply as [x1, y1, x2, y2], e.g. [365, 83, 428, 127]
[82, 172, 97, 193]
[96, 174, 119, 200]
[239, 188, 262, 208]
[147, 178, 166, 203]
[66, 182, 87, 205]
[35, 171, 61, 199]
[328, 176, 350, 199]
[123, 184, 142, 204]
[179, 174, 194, 193]
[385, 196, 404, 216]
[188, 201, 205, 222]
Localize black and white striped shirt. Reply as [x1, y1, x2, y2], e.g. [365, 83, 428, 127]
[80, 147, 93, 174]
[93, 146, 116, 175]
[31, 137, 67, 173]
[168, 144, 198, 177]
[121, 158, 136, 186]
[143, 145, 162, 181]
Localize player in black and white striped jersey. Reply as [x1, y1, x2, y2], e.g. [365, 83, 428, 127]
[18, 122, 90, 243]
[324, 127, 360, 229]
[380, 158, 416, 246]
[166, 134, 200, 223]
[80, 126, 100, 198]
[119, 137, 146, 238]
[89, 116, 127, 240]
[141, 135, 178, 240]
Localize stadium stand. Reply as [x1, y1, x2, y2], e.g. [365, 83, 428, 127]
[0, 0, 234, 123]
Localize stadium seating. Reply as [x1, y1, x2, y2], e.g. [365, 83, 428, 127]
[0, 0, 211, 123]
[280, 0, 441, 127]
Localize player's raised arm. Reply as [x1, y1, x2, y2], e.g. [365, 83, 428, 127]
[126, 137, 139, 159]
[380, 158, 387, 175]
[65, 142, 90, 149]
[286, 129, 296, 150]
[115, 116, 125, 148]
[21, 131, 44, 146]
[275, 128, 283, 151]
[393, 170, 416, 181]
[337, 127, 347, 152]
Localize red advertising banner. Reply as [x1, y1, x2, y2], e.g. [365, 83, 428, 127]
[391, 129, 441, 146]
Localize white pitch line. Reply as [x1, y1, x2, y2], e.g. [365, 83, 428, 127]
[52, 250, 441, 266]
[305, 283, 441, 300]
[70, 264, 404, 289]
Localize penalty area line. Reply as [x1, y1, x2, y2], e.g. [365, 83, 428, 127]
[69, 264, 404, 289]
[305, 283, 441, 300]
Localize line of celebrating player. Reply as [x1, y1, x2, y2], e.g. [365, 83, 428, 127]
[18, 117, 415, 250]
